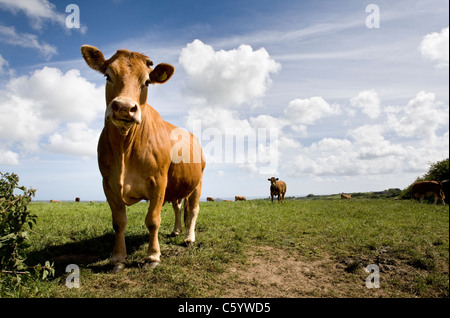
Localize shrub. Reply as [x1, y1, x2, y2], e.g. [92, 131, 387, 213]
[0, 172, 54, 296]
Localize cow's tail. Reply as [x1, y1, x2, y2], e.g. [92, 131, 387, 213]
[183, 197, 188, 228]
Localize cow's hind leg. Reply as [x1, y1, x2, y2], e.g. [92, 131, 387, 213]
[184, 181, 202, 246]
[171, 199, 183, 236]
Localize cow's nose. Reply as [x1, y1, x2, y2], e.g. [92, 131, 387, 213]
[109, 98, 141, 124]
[111, 100, 137, 114]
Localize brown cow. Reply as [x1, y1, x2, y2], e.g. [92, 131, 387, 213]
[206, 197, 215, 202]
[411, 181, 445, 204]
[81, 45, 205, 272]
[75, 197, 80, 202]
[268, 177, 287, 203]
[341, 193, 351, 199]
[235, 196, 247, 201]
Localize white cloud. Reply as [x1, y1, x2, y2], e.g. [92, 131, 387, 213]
[347, 124, 405, 160]
[281, 90, 449, 179]
[284, 97, 340, 125]
[419, 27, 449, 68]
[179, 39, 281, 107]
[0, 24, 57, 59]
[0, 0, 65, 29]
[46, 123, 100, 158]
[0, 149, 19, 165]
[0, 54, 8, 74]
[350, 89, 381, 119]
[387, 91, 448, 141]
[0, 95, 57, 152]
[0, 67, 104, 162]
[249, 114, 288, 130]
[185, 106, 252, 135]
[6, 67, 104, 123]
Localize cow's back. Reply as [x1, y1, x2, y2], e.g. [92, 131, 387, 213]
[277, 181, 287, 193]
[271, 181, 286, 194]
[412, 181, 441, 194]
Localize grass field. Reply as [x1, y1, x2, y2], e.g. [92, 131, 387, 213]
[12, 199, 449, 298]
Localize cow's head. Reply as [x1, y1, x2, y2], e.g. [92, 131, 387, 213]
[268, 177, 279, 185]
[81, 45, 174, 132]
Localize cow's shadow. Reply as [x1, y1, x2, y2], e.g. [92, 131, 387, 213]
[26, 232, 153, 277]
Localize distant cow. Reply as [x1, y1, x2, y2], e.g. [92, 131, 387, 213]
[206, 197, 215, 202]
[341, 193, 351, 199]
[50, 200, 62, 203]
[75, 197, 80, 202]
[81, 45, 205, 272]
[235, 196, 247, 201]
[268, 177, 287, 203]
[411, 181, 445, 204]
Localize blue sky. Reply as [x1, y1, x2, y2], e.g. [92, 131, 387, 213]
[0, 0, 448, 201]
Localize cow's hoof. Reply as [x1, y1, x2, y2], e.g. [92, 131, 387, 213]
[110, 263, 125, 273]
[144, 261, 160, 269]
[170, 231, 181, 237]
[184, 240, 194, 248]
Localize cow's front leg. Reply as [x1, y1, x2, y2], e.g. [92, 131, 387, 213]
[104, 181, 127, 273]
[144, 187, 166, 267]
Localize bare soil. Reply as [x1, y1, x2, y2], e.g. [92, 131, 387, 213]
[220, 245, 385, 298]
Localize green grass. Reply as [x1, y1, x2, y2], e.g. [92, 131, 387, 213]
[8, 199, 449, 298]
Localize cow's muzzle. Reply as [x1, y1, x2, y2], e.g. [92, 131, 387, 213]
[106, 97, 142, 126]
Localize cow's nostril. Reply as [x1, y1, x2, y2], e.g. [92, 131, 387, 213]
[112, 102, 119, 112]
[130, 105, 138, 113]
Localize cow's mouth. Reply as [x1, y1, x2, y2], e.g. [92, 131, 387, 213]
[110, 116, 140, 127]
[117, 117, 137, 124]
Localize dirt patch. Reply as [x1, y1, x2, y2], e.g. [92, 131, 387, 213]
[219, 246, 384, 298]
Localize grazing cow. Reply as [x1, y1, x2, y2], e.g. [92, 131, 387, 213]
[206, 197, 215, 202]
[50, 200, 62, 203]
[223, 200, 232, 202]
[341, 193, 351, 200]
[235, 196, 247, 201]
[268, 177, 287, 203]
[411, 181, 445, 204]
[81, 45, 205, 272]
[75, 197, 80, 202]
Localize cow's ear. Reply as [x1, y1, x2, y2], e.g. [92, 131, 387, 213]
[276, 178, 279, 181]
[81, 45, 107, 74]
[268, 178, 271, 181]
[150, 63, 174, 84]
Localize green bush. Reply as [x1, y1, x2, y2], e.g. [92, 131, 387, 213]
[0, 172, 54, 296]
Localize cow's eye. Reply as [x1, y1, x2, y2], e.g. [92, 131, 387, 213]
[144, 80, 151, 87]
[104, 74, 111, 82]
